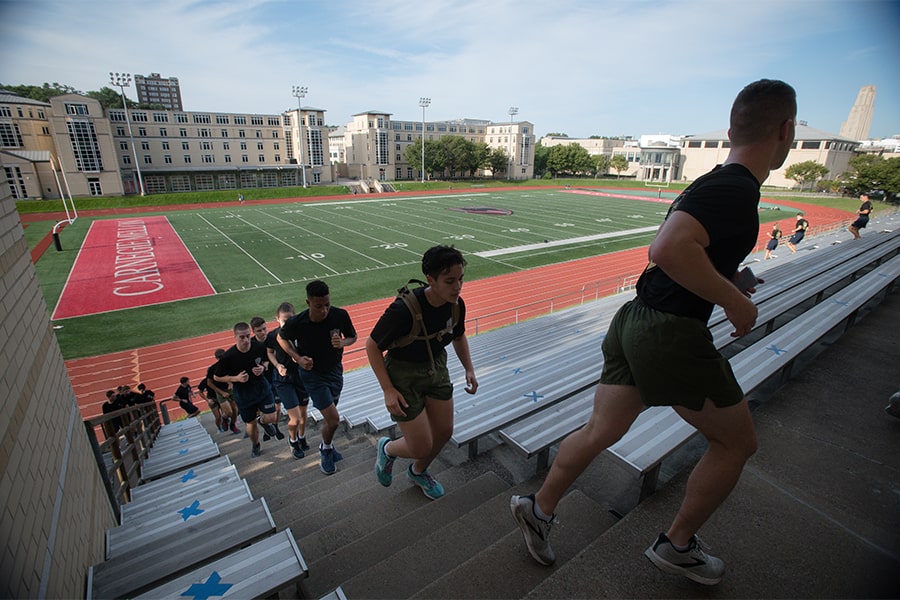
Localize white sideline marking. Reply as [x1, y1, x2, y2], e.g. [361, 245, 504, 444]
[474, 226, 659, 257]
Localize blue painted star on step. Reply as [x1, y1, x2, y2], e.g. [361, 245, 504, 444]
[524, 391, 545, 403]
[180, 571, 232, 600]
[181, 469, 197, 483]
[180, 438, 191, 443]
[513, 368, 522, 374]
[766, 344, 787, 356]
[178, 500, 204, 521]
[179, 448, 190, 455]
[830, 298, 849, 307]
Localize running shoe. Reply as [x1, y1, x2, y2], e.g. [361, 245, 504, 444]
[320, 446, 337, 475]
[289, 439, 305, 459]
[644, 532, 725, 585]
[258, 416, 277, 440]
[298, 436, 310, 451]
[273, 423, 285, 440]
[407, 465, 444, 500]
[374, 437, 394, 486]
[250, 443, 261, 458]
[509, 494, 556, 566]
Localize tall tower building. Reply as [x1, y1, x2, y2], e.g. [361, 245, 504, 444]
[134, 73, 183, 110]
[839, 85, 876, 140]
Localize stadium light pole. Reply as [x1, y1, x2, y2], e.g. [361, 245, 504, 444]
[419, 97, 430, 183]
[109, 72, 146, 196]
[292, 85, 308, 188]
[507, 106, 518, 181]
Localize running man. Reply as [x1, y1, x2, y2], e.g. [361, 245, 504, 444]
[267, 302, 312, 459]
[215, 322, 280, 457]
[510, 79, 797, 585]
[785, 212, 809, 253]
[278, 280, 357, 475]
[764, 222, 782, 260]
[848, 193, 872, 239]
[368, 245, 478, 499]
[251, 316, 284, 440]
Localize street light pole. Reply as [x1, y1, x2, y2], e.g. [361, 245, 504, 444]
[109, 72, 146, 196]
[419, 97, 430, 183]
[507, 106, 518, 181]
[292, 85, 308, 188]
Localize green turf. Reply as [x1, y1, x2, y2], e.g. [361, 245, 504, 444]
[34, 187, 817, 359]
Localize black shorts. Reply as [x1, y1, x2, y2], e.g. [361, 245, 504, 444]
[851, 215, 869, 229]
[789, 231, 805, 245]
[766, 239, 778, 250]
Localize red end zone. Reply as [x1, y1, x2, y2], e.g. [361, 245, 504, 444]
[52, 216, 214, 320]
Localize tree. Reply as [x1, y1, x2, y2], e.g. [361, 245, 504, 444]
[0, 82, 81, 103]
[610, 155, 629, 178]
[86, 86, 137, 109]
[544, 132, 568, 137]
[784, 160, 829, 191]
[533, 142, 549, 177]
[487, 147, 508, 178]
[594, 154, 610, 177]
[842, 154, 900, 199]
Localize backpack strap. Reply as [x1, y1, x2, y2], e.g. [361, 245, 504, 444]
[387, 279, 461, 373]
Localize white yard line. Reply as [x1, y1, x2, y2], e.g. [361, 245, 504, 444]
[196, 214, 284, 283]
[474, 226, 659, 257]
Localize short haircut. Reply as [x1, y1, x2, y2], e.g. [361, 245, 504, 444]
[306, 280, 329, 298]
[729, 79, 797, 146]
[250, 316, 267, 329]
[277, 302, 294, 315]
[422, 245, 466, 279]
[180, 376, 189, 384]
[233, 321, 250, 333]
[214, 348, 225, 359]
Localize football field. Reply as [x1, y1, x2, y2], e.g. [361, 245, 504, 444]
[170, 188, 671, 293]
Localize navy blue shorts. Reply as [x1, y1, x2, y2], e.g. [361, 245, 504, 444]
[232, 378, 276, 423]
[851, 216, 869, 229]
[273, 371, 309, 410]
[789, 231, 805, 245]
[298, 365, 343, 411]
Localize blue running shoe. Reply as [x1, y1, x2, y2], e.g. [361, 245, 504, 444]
[406, 465, 444, 499]
[375, 437, 394, 486]
[320, 446, 336, 475]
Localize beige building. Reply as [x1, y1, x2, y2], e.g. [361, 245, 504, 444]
[840, 85, 876, 141]
[342, 111, 535, 182]
[679, 123, 860, 188]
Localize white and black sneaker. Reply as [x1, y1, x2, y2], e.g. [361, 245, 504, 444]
[510, 494, 556, 566]
[644, 532, 725, 585]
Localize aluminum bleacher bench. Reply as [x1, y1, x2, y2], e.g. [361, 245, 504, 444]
[87, 498, 276, 599]
[119, 474, 248, 525]
[106, 479, 254, 559]
[140, 437, 220, 482]
[500, 250, 900, 500]
[132, 528, 308, 600]
[129, 455, 232, 503]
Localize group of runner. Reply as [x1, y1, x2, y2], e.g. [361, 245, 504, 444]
[764, 193, 874, 260]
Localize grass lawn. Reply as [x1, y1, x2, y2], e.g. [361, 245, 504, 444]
[24, 180, 869, 359]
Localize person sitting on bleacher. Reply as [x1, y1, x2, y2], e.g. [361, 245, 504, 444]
[172, 377, 201, 417]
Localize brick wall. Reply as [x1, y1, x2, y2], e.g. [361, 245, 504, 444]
[0, 194, 114, 598]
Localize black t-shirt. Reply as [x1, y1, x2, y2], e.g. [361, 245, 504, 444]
[859, 201, 872, 215]
[173, 384, 193, 403]
[266, 327, 297, 374]
[215, 339, 269, 391]
[279, 307, 357, 373]
[370, 287, 466, 362]
[770, 228, 782, 240]
[795, 218, 809, 232]
[636, 163, 760, 322]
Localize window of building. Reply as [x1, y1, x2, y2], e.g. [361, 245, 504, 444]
[393, 122, 402, 130]
[153, 112, 168, 123]
[437, 125, 446, 132]
[109, 110, 126, 122]
[162, 141, 170, 150]
[170, 175, 191, 192]
[116, 126, 126, 136]
[0, 106, 11, 117]
[239, 129, 246, 138]
[141, 141, 149, 150]
[184, 154, 191, 163]
[705, 141, 719, 148]
[1, 122, 25, 147]
[195, 174, 214, 190]
[138, 127, 147, 136]
[407, 134, 412, 141]
[258, 154, 265, 162]
[240, 141, 247, 150]
[65, 103, 89, 116]
[283, 116, 291, 127]
[218, 173, 237, 189]
[42, 126, 49, 135]
[224, 154, 231, 163]
[159, 127, 167, 137]
[255, 130, 262, 138]
[88, 178, 102, 196]
[404, 122, 413, 131]
[242, 154, 249, 163]
[234, 116, 246, 125]
[193, 114, 211, 124]
[199, 128, 210, 137]
[223, 141, 230, 150]
[216, 115, 229, 124]
[801, 141, 821, 150]
[145, 175, 166, 194]
[16, 107, 23, 117]
[143, 155, 152, 164]
[221, 129, 229, 137]
[122, 154, 131, 164]
[66, 120, 103, 171]
[688, 140, 702, 148]
[200, 141, 211, 150]
[175, 113, 188, 123]
[132, 112, 148, 122]
[268, 116, 280, 126]
[164, 154, 172, 163]
[251, 116, 264, 126]
[179, 128, 187, 137]
[202, 154, 214, 163]
[309, 129, 325, 166]
[182, 141, 190, 150]
[274, 154, 281, 162]
[272, 130, 279, 138]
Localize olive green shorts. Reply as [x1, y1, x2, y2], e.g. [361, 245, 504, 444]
[599, 298, 744, 411]
[385, 351, 453, 422]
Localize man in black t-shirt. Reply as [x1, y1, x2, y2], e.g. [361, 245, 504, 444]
[215, 322, 280, 458]
[511, 79, 798, 586]
[764, 222, 782, 260]
[278, 280, 357, 475]
[267, 302, 311, 459]
[785, 212, 809, 253]
[848, 193, 873, 239]
[171, 377, 201, 417]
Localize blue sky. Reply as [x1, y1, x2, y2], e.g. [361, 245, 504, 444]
[1, 0, 898, 139]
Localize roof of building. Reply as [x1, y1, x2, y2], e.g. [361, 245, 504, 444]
[353, 110, 392, 116]
[0, 149, 52, 162]
[0, 91, 52, 107]
[685, 124, 858, 143]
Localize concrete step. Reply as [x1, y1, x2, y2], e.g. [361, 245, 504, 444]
[299, 471, 509, 599]
[414, 488, 617, 599]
